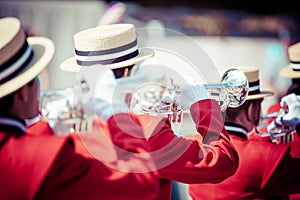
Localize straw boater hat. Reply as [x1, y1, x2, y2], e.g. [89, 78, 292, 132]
[280, 42, 300, 79]
[60, 23, 154, 72]
[235, 67, 274, 100]
[0, 17, 55, 98]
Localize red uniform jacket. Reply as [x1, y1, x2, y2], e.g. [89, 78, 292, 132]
[263, 102, 300, 200]
[28, 99, 239, 200]
[0, 114, 159, 200]
[189, 126, 300, 200]
[0, 130, 69, 199]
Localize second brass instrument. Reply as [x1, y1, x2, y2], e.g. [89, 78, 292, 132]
[129, 68, 249, 123]
[259, 107, 294, 143]
[40, 78, 93, 134]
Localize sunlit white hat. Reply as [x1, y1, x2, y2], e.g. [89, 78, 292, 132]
[236, 67, 274, 100]
[60, 23, 154, 72]
[0, 17, 55, 98]
[280, 42, 300, 79]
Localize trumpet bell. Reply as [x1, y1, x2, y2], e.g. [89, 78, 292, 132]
[40, 87, 77, 121]
[40, 79, 93, 134]
[204, 68, 249, 111]
[221, 68, 249, 108]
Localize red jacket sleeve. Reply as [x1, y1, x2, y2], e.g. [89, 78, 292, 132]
[261, 148, 300, 198]
[131, 99, 239, 184]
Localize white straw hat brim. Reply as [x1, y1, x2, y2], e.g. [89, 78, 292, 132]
[246, 91, 274, 100]
[0, 36, 55, 98]
[279, 65, 300, 78]
[60, 48, 154, 73]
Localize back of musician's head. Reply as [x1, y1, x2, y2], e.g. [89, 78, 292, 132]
[112, 65, 134, 79]
[0, 79, 35, 115]
[287, 78, 300, 95]
[224, 98, 263, 131]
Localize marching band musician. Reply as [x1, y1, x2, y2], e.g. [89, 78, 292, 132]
[0, 17, 162, 199]
[30, 23, 239, 199]
[265, 41, 300, 200]
[266, 41, 300, 142]
[267, 94, 300, 139]
[188, 66, 300, 199]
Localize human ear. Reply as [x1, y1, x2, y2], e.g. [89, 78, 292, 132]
[15, 85, 29, 102]
[122, 68, 129, 77]
[247, 101, 261, 126]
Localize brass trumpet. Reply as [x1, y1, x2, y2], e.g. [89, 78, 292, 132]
[39, 78, 93, 134]
[129, 68, 249, 123]
[260, 108, 288, 120]
[259, 107, 294, 143]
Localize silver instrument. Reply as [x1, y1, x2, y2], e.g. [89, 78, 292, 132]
[260, 108, 288, 120]
[129, 68, 249, 123]
[259, 107, 294, 143]
[40, 78, 93, 134]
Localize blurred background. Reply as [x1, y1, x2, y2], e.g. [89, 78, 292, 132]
[0, 0, 299, 199]
[1, 0, 299, 98]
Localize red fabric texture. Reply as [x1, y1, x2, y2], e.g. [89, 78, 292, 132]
[0, 132, 69, 199]
[1, 117, 159, 200]
[16, 99, 238, 200]
[189, 128, 300, 199]
[135, 99, 239, 199]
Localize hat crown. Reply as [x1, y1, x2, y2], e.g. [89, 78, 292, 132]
[74, 24, 136, 51]
[279, 42, 300, 78]
[60, 23, 154, 72]
[0, 17, 26, 67]
[0, 17, 55, 98]
[229, 66, 273, 100]
[238, 66, 259, 83]
[288, 42, 300, 62]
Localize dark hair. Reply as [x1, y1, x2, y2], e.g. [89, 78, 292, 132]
[0, 93, 15, 114]
[112, 65, 134, 79]
[224, 98, 263, 130]
[0, 78, 35, 115]
[286, 78, 300, 95]
[225, 99, 262, 119]
[229, 99, 255, 111]
[224, 100, 252, 120]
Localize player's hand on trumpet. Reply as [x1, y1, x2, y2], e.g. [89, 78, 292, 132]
[267, 93, 300, 132]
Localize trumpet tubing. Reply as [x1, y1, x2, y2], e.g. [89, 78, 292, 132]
[39, 79, 93, 134]
[259, 107, 293, 143]
[129, 68, 249, 120]
[260, 108, 288, 120]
